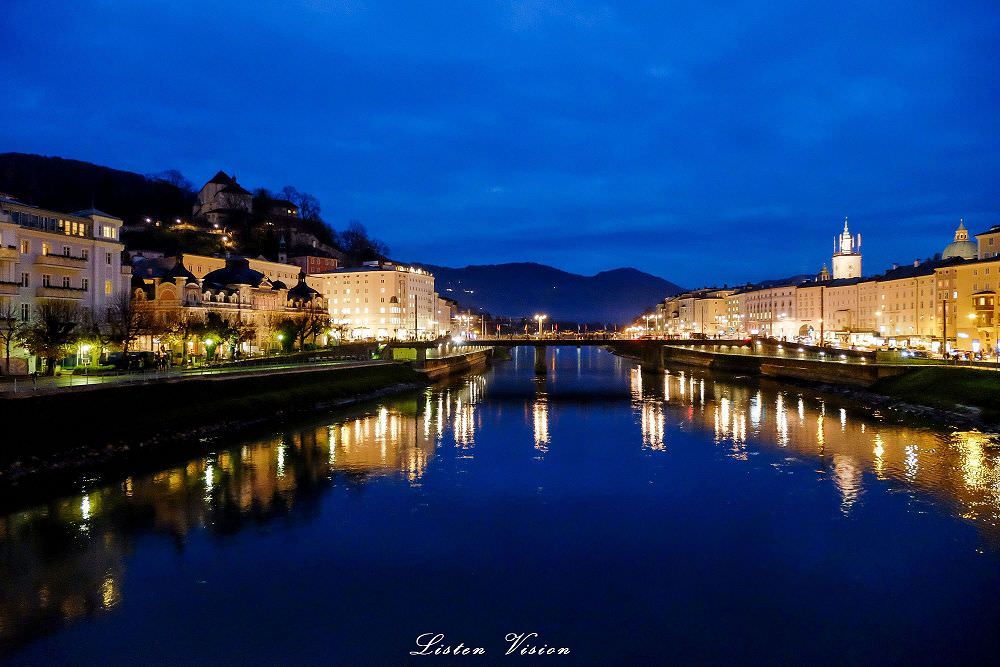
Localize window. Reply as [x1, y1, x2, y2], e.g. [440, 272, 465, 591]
[20, 303, 29, 321]
[106, 252, 112, 265]
[104, 280, 113, 295]
[42, 274, 51, 287]
[18, 240, 28, 254]
[41, 243, 50, 256]
[82, 249, 89, 260]
[63, 246, 71, 257]
[82, 278, 89, 292]
[62, 277, 70, 288]
[20, 273, 29, 287]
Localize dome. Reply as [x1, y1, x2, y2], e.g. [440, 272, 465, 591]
[942, 219, 977, 260]
[942, 240, 977, 260]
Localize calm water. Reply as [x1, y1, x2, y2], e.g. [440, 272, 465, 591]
[2, 347, 1000, 664]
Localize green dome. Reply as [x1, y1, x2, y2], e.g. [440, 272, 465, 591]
[942, 239, 977, 260]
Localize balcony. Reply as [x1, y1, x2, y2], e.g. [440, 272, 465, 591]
[0, 246, 18, 262]
[36, 285, 86, 300]
[34, 253, 89, 270]
[0, 281, 20, 296]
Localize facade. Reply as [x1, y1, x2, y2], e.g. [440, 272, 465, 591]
[649, 219, 999, 353]
[132, 252, 303, 287]
[288, 255, 339, 275]
[657, 288, 733, 337]
[976, 225, 1000, 260]
[436, 295, 458, 336]
[0, 198, 129, 371]
[132, 255, 326, 357]
[306, 262, 437, 340]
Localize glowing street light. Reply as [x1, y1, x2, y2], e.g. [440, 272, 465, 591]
[534, 314, 548, 336]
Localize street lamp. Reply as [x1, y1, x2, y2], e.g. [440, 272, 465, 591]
[205, 338, 215, 363]
[534, 314, 547, 336]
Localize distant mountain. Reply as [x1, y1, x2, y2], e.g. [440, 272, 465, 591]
[0, 152, 195, 224]
[416, 262, 684, 324]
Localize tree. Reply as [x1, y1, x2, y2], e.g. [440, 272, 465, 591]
[147, 169, 194, 193]
[106, 291, 151, 354]
[0, 301, 26, 375]
[23, 301, 81, 375]
[339, 220, 389, 262]
[274, 317, 304, 352]
[279, 186, 322, 221]
[163, 310, 203, 365]
[302, 304, 331, 346]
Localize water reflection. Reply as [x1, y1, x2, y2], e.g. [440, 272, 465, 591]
[0, 374, 487, 653]
[630, 367, 1000, 526]
[3, 353, 1000, 660]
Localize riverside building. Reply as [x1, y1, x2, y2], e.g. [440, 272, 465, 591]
[654, 218, 999, 354]
[0, 196, 130, 372]
[307, 262, 440, 340]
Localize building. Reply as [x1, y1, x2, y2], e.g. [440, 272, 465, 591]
[832, 218, 862, 279]
[288, 255, 339, 275]
[975, 224, 1000, 260]
[306, 262, 437, 340]
[131, 255, 326, 358]
[436, 295, 458, 336]
[192, 171, 253, 225]
[657, 288, 733, 337]
[942, 220, 978, 260]
[133, 252, 302, 287]
[0, 197, 129, 372]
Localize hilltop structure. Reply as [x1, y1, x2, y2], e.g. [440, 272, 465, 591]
[192, 171, 252, 226]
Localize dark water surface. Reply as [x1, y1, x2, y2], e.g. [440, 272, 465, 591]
[2, 348, 1000, 664]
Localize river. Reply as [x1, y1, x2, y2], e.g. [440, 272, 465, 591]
[2, 347, 999, 664]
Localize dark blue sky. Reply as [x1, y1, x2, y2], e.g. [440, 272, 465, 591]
[2, 1, 998, 285]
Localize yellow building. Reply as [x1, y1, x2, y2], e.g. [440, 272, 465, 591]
[953, 257, 1000, 354]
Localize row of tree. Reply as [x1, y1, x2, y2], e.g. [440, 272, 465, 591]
[0, 294, 333, 375]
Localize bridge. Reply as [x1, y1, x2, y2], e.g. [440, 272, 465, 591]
[385, 337, 756, 374]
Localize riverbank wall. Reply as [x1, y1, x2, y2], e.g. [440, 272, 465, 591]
[655, 346, 910, 387]
[0, 362, 425, 493]
[419, 348, 493, 380]
[0, 347, 498, 498]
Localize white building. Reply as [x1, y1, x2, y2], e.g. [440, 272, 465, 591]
[307, 262, 438, 339]
[832, 217, 862, 279]
[0, 197, 129, 371]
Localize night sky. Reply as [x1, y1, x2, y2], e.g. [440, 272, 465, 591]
[2, 1, 997, 286]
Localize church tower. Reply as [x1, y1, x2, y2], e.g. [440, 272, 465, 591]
[831, 217, 862, 279]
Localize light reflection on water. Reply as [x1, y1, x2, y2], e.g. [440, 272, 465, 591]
[1, 347, 999, 661]
[629, 366, 1000, 524]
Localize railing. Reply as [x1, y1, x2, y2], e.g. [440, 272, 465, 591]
[34, 253, 89, 269]
[35, 285, 87, 299]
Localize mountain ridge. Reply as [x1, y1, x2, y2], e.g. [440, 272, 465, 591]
[414, 262, 684, 324]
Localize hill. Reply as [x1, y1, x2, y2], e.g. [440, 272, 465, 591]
[0, 152, 194, 224]
[416, 262, 684, 324]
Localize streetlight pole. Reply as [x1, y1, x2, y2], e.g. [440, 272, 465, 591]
[942, 298, 948, 359]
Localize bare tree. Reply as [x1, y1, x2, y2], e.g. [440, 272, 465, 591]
[302, 303, 331, 346]
[106, 291, 151, 354]
[279, 186, 322, 221]
[0, 300, 26, 375]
